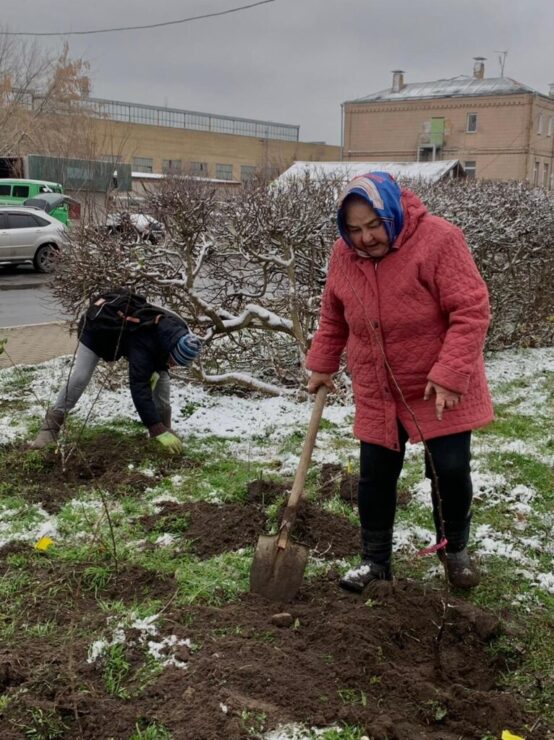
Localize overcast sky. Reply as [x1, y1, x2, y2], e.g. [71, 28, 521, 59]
[3, 0, 554, 145]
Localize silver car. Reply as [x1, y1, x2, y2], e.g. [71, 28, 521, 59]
[0, 206, 67, 273]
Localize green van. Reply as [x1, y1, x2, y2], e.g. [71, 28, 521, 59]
[0, 179, 69, 224]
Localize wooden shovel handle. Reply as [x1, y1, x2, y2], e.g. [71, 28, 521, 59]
[277, 385, 328, 547]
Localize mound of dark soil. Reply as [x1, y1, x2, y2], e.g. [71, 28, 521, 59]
[246, 478, 289, 505]
[140, 501, 267, 558]
[139, 497, 359, 560]
[293, 501, 359, 558]
[4, 433, 191, 512]
[2, 576, 535, 740]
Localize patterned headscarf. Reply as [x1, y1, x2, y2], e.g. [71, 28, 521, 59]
[337, 172, 404, 248]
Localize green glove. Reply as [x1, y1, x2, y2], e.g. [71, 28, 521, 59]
[150, 372, 160, 391]
[155, 431, 183, 454]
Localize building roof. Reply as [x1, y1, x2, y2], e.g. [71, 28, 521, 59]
[276, 160, 464, 184]
[131, 171, 240, 185]
[349, 76, 535, 104]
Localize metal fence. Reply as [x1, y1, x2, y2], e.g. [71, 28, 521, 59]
[78, 97, 299, 142]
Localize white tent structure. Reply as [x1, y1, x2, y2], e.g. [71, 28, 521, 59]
[276, 160, 465, 185]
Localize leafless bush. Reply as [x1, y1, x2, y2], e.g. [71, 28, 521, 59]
[53, 175, 338, 394]
[409, 178, 554, 349]
[52, 175, 553, 395]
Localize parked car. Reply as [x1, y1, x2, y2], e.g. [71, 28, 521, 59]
[0, 206, 67, 273]
[22, 193, 81, 225]
[105, 212, 165, 244]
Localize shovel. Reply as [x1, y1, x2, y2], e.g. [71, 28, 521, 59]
[250, 385, 328, 602]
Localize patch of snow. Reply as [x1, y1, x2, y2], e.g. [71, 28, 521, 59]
[0, 504, 59, 548]
[147, 635, 192, 670]
[87, 611, 195, 669]
[394, 523, 435, 553]
[264, 725, 348, 740]
[155, 533, 176, 547]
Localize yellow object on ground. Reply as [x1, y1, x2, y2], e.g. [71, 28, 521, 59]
[502, 731, 525, 740]
[35, 536, 54, 551]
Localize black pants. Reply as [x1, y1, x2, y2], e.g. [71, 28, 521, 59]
[358, 423, 473, 548]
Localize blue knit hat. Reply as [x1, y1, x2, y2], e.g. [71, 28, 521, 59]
[337, 172, 404, 248]
[170, 333, 201, 366]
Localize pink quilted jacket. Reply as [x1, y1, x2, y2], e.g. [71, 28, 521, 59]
[306, 189, 494, 450]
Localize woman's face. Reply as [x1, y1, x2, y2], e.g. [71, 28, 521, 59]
[344, 198, 390, 258]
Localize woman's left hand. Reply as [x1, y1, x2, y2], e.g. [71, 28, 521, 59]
[424, 381, 462, 421]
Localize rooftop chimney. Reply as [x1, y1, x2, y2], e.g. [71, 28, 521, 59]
[391, 70, 405, 93]
[549, 83, 554, 98]
[473, 57, 486, 80]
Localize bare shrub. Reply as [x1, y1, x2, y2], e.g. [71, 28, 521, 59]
[410, 179, 554, 349]
[52, 175, 553, 395]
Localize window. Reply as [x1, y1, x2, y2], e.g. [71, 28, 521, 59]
[12, 185, 29, 198]
[189, 161, 208, 176]
[132, 156, 153, 173]
[533, 161, 540, 186]
[543, 163, 550, 189]
[6, 213, 40, 229]
[0, 185, 11, 195]
[240, 165, 256, 183]
[548, 116, 553, 137]
[466, 113, 477, 133]
[464, 161, 476, 179]
[537, 112, 543, 135]
[215, 163, 233, 180]
[162, 159, 182, 175]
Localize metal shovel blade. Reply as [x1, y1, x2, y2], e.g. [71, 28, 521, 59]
[250, 533, 309, 603]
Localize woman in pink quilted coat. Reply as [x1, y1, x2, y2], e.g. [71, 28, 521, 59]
[306, 172, 493, 592]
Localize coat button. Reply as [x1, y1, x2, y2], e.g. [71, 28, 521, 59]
[372, 321, 379, 329]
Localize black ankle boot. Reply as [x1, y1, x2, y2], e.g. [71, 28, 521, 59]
[340, 528, 393, 593]
[437, 514, 480, 588]
[439, 548, 480, 588]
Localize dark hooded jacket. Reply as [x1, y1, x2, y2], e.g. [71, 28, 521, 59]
[80, 312, 189, 428]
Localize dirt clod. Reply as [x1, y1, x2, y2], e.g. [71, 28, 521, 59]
[270, 612, 294, 628]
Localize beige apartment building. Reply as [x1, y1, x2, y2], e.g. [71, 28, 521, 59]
[84, 97, 339, 183]
[342, 59, 554, 186]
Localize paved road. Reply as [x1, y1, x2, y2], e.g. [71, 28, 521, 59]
[0, 265, 70, 327]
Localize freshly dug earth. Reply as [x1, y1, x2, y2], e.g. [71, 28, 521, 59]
[4, 433, 190, 513]
[139, 498, 359, 560]
[140, 500, 268, 558]
[0, 443, 543, 739]
[0, 560, 539, 740]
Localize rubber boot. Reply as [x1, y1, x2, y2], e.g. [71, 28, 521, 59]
[29, 409, 65, 449]
[340, 528, 393, 593]
[436, 514, 480, 589]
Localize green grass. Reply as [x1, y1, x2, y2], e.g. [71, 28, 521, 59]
[174, 550, 252, 606]
[0, 365, 36, 394]
[483, 410, 547, 440]
[16, 707, 68, 739]
[130, 720, 172, 740]
[102, 643, 132, 698]
[487, 451, 553, 501]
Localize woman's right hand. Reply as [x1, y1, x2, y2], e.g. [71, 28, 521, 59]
[307, 371, 335, 394]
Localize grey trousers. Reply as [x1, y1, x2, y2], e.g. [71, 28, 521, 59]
[53, 341, 171, 421]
